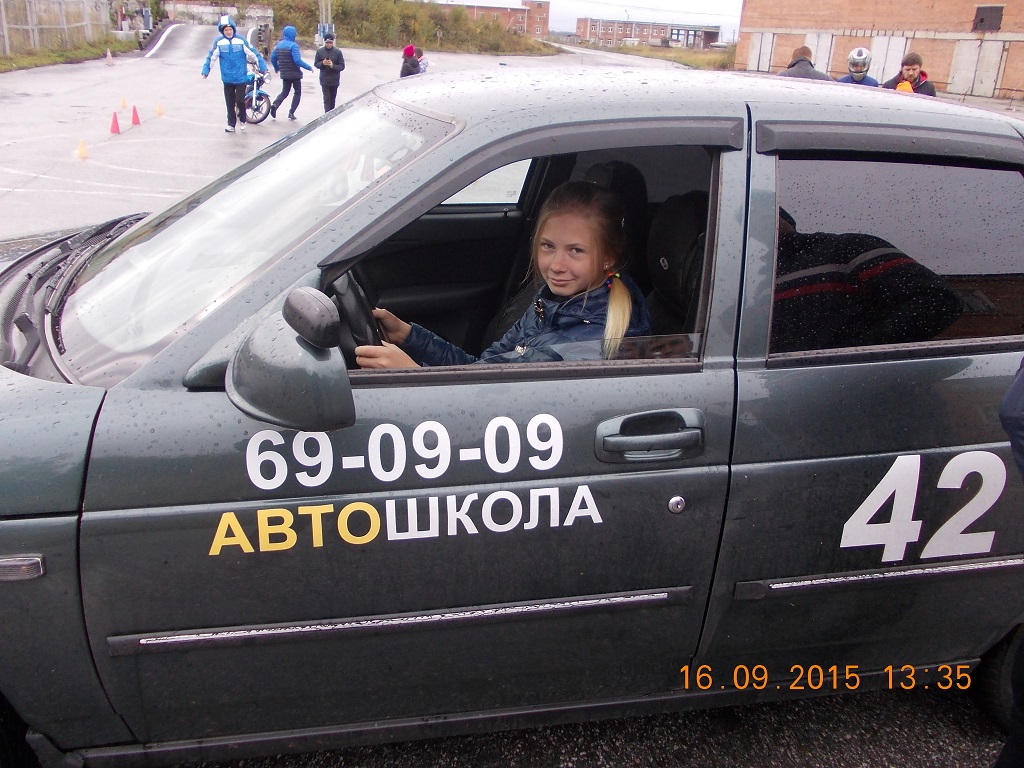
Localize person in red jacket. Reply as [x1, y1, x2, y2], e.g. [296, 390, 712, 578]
[882, 52, 937, 96]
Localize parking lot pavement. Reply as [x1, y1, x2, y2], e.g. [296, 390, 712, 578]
[0, 26, 684, 243]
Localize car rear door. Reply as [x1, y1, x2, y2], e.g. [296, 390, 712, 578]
[698, 106, 1024, 689]
[76, 126, 749, 744]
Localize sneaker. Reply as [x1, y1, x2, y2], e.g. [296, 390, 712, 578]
[270, 104, 277, 119]
[239, 123, 246, 131]
[288, 113, 297, 120]
[224, 125, 235, 133]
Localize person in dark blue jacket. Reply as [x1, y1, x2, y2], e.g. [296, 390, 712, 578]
[997, 366, 1024, 768]
[270, 26, 313, 120]
[201, 16, 268, 133]
[356, 181, 651, 368]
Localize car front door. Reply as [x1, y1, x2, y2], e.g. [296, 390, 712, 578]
[77, 133, 748, 744]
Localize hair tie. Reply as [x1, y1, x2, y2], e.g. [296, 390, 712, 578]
[605, 271, 620, 289]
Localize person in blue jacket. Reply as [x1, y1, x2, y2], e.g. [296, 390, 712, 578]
[356, 181, 651, 368]
[201, 15, 268, 133]
[997, 365, 1024, 768]
[837, 48, 880, 87]
[270, 26, 313, 120]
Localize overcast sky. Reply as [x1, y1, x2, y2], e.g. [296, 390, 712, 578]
[548, 0, 744, 39]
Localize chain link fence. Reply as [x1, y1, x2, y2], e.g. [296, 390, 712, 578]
[0, 0, 110, 56]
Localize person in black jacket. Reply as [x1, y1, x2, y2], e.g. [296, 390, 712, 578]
[776, 46, 832, 81]
[770, 208, 961, 353]
[997, 370, 1024, 768]
[400, 44, 419, 78]
[882, 52, 937, 96]
[314, 34, 345, 113]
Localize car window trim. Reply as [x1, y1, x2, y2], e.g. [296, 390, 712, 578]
[348, 357, 703, 387]
[756, 121, 1024, 165]
[766, 334, 1024, 368]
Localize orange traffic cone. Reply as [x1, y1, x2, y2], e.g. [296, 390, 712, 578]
[110, 112, 120, 134]
[76, 140, 88, 159]
[155, 102, 164, 116]
[131, 106, 141, 125]
[105, 48, 114, 66]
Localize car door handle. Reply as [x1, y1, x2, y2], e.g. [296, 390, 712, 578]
[602, 430, 702, 453]
[594, 408, 705, 463]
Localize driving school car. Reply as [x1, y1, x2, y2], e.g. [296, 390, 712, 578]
[3, 66, 1024, 767]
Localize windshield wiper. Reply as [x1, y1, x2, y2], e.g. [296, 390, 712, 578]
[0, 214, 144, 374]
[44, 213, 147, 315]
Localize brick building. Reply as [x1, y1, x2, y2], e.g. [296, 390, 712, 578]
[736, 1, 1024, 98]
[575, 17, 719, 48]
[433, 0, 549, 39]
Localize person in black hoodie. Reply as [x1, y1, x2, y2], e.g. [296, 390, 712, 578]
[882, 52, 937, 96]
[314, 33, 345, 113]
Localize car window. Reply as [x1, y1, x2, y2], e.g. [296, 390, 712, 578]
[351, 144, 716, 373]
[771, 157, 1024, 355]
[441, 160, 532, 205]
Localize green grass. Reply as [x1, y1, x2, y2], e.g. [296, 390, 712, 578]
[581, 42, 736, 70]
[0, 37, 139, 73]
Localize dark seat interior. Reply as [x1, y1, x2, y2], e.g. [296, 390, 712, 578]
[645, 191, 709, 335]
[582, 160, 651, 292]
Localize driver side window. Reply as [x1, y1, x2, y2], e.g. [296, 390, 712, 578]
[343, 145, 716, 374]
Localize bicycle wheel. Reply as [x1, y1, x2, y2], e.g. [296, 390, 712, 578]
[245, 93, 271, 124]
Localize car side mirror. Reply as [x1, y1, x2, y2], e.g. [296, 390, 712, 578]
[226, 287, 355, 431]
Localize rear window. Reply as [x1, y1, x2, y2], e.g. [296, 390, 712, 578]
[771, 158, 1024, 354]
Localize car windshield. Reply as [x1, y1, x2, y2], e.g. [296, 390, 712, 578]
[55, 98, 454, 386]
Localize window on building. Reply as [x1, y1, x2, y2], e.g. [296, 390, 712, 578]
[771, 157, 1024, 355]
[973, 5, 1003, 31]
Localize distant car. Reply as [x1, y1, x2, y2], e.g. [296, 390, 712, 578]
[3, 67, 1024, 767]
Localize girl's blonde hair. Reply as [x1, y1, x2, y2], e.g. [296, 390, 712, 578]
[530, 181, 634, 357]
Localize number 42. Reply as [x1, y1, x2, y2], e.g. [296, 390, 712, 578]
[840, 451, 1006, 563]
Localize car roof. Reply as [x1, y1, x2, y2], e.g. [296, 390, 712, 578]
[373, 66, 1024, 142]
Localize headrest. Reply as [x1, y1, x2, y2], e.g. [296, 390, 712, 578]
[647, 191, 709, 309]
[583, 160, 649, 264]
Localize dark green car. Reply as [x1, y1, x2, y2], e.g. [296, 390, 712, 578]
[2, 67, 1024, 767]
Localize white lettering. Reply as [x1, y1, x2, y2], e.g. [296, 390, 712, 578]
[368, 423, 407, 482]
[482, 491, 524, 533]
[525, 487, 560, 529]
[447, 493, 480, 535]
[386, 497, 440, 540]
[564, 485, 603, 526]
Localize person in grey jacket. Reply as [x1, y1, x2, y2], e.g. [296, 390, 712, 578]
[314, 33, 345, 112]
[270, 26, 313, 120]
[777, 46, 833, 81]
[355, 181, 651, 368]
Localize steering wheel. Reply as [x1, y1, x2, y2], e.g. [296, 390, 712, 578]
[332, 271, 382, 367]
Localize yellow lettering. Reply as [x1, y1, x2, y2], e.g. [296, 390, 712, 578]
[298, 504, 333, 548]
[258, 508, 298, 551]
[337, 501, 381, 545]
[209, 512, 255, 556]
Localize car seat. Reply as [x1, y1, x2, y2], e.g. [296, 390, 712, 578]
[645, 191, 709, 335]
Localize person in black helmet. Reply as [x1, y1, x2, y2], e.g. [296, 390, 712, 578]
[838, 47, 879, 87]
